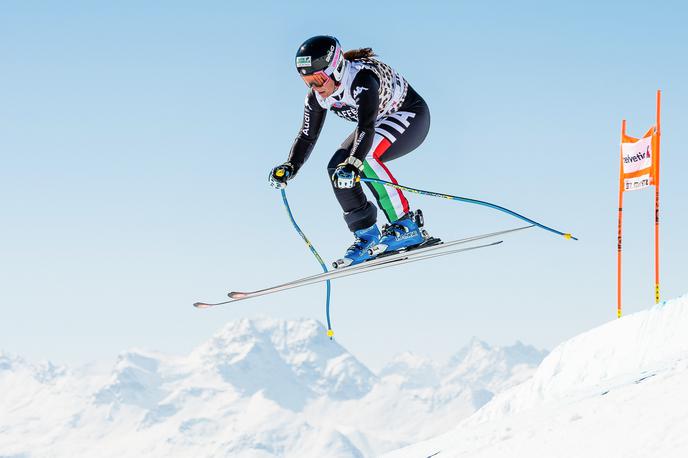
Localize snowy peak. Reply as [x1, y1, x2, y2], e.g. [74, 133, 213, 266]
[444, 338, 548, 392]
[0, 352, 25, 374]
[448, 337, 546, 369]
[91, 318, 376, 415]
[380, 339, 547, 393]
[379, 351, 441, 388]
[191, 317, 375, 406]
[94, 350, 166, 409]
[0, 351, 66, 383]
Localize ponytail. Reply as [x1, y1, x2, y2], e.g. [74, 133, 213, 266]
[343, 48, 377, 60]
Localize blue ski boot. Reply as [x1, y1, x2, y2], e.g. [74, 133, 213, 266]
[370, 210, 429, 256]
[332, 224, 381, 269]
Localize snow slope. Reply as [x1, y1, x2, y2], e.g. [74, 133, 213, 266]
[0, 318, 545, 458]
[385, 294, 688, 458]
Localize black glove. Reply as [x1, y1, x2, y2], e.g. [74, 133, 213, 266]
[269, 162, 295, 189]
[331, 163, 360, 189]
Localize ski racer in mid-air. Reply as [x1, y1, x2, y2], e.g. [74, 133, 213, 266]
[269, 35, 435, 268]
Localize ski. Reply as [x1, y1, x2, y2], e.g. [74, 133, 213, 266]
[240, 224, 532, 294]
[233, 224, 531, 290]
[192, 226, 527, 308]
[194, 240, 502, 308]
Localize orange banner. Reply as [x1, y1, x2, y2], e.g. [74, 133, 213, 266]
[620, 126, 659, 192]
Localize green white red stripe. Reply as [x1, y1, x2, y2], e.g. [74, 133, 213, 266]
[362, 132, 410, 222]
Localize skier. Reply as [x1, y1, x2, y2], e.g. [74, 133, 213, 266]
[269, 35, 434, 267]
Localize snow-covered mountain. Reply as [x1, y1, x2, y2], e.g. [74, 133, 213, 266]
[0, 318, 545, 458]
[385, 294, 688, 458]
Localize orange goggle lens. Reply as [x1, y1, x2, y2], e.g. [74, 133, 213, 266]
[301, 71, 330, 88]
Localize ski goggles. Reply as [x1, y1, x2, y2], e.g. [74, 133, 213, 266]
[301, 70, 331, 88]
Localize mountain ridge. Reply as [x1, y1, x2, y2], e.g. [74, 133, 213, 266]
[0, 316, 545, 457]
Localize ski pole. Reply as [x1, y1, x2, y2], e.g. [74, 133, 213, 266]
[359, 177, 578, 241]
[279, 188, 334, 338]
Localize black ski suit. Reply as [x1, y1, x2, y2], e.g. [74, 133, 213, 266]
[288, 57, 430, 232]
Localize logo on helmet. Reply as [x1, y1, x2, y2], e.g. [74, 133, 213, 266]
[326, 45, 335, 63]
[296, 56, 312, 68]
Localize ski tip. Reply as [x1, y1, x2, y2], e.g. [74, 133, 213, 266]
[193, 302, 212, 309]
[228, 291, 247, 299]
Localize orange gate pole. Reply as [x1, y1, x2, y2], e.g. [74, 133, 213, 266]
[617, 120, 626, 318]
[654, 90, 661, 304]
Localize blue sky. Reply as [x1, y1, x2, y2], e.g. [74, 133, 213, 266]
[1, 0, 686, 369]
